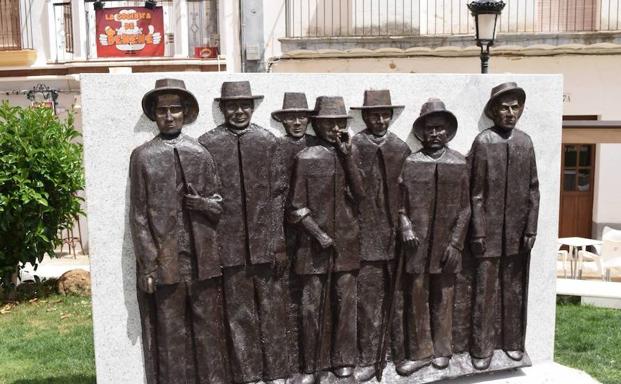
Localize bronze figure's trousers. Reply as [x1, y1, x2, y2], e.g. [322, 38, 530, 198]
[154, 278, 229, 384]
[357, 261, 403, 366]
[300, 272, 357, 373]
[471, 255, 526, 358]
[222, 264, 291, 383]
[405, 273, 455, 360]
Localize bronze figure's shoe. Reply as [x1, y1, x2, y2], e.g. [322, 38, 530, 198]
[471, 355, 492, 370]
[266, 379, 287, 384]
[333, 366, 354, 378]
[395, 358, 432, 376]
[288, 373, 315, 384]
[354, 366, 376, 382]
[432, 356, 450, 369]
[505, 350, 524, 361]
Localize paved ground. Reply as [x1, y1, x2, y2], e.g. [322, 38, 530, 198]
[19, 251, 90, 282]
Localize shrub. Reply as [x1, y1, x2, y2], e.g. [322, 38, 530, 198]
[0, 102, 84, 286]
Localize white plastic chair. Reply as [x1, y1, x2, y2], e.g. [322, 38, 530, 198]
[557, 244, 569, 278]
[599, 239, 621, 281]
[578, 248, 603, 279]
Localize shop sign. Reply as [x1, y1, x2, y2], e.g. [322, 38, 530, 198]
[96, 7, 164, 57]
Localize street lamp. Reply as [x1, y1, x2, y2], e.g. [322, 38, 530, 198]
[467, 0, 505, 73]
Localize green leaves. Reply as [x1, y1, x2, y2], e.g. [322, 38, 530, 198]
[0, 102, 84, 284]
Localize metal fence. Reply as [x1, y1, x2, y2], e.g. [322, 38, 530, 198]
[285, 0, 621, 37]
[0, 0, 33, 50]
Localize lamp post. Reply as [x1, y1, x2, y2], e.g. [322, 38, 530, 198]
[467, 0, 505, 73]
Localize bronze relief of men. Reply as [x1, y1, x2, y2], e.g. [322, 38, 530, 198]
[130, 79, 228, 384]
[349, 90, 411, 382]
[287, 96, 364, 384]
[397, 98, 471, 375]
[272, 92, 317, 374]
[469, 82, 539, 370]
[198, 81, 290, 384]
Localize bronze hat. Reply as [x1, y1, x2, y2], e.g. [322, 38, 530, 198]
[141, 78, 199, 124]
[412, 98, 458, 142]
[311, 96, 352, 119]
[484, 81, 526, 119]
[271, 92, 313, 122]
[350, 89, 404, 110]
[215, 81, 264, 101]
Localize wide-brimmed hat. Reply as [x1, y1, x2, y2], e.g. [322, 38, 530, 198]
[412, 98, 458, 142]
[271, 92, 313, 122]
[214, 81, 264, 101]
[484, 82, 526, 119]
[311, 96, 352, 119]
[141, 78, 199, 124]
[350, 89, 404, 110]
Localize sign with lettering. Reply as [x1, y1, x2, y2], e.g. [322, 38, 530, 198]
[96, 7, 164, 57]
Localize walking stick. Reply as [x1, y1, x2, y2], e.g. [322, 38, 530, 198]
[374, 242, 407, 382]
[173, 148, 198, 279]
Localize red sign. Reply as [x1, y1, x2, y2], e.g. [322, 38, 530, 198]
[194, 46, 219, 59]
[96, 7, 164, 57]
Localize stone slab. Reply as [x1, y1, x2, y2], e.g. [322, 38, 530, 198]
[80, 73, 563, 384]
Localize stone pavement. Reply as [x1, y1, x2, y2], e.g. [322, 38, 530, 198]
[19, 252, 90, 283]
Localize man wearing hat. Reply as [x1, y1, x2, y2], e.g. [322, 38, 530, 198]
[272, 92, 318, 374]
[198, 81, 290, 384]
[130, 78, 228, 384]
[396, 98, 470, 375]
[349, 90, 411, 382]
[469, 82, 539, 370]
[287, 96, 364, 383]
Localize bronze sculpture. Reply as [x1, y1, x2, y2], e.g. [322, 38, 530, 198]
[272, 92, 318, 374]
[469, 82, 539, 370]
[130, 78, 229, 384]
[287, 96, 364, 384]
[350, 90, 411, 382]
[127, 79, 541, 384]
[397, 98, 471, 375]
[198, 81, 290, 384]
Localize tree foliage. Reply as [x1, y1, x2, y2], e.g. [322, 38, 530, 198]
[0, 102, 84, 285]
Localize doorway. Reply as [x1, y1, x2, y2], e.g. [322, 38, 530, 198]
[559, 144, 595, 238]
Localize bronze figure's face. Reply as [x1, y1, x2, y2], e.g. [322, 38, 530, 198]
[221, 99, 254, 130]
[362, 108, 393, 137]
[491, 95, 523, 131]
[421, 114, 450, 150]
[313, 118, 348, 144]
[155, 94, 185, 136]
[280, 112, 310, 138]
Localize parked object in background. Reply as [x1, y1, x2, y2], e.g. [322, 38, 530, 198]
[557, 245, 569, 278]
[558, 237, 603, 279]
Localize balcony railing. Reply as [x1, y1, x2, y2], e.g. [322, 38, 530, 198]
[285, 0, 621, 38]
[0, 0, 33, 50]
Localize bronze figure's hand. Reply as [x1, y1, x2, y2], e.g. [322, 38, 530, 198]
[335, 130, 352, 156]
[471, 237, 486, 256]
[317, 233, 335, 249]
[138, 274, 155, 294]
[442, 244, 461, 272]
[523, 234, 536, 251]
[401, 229, 419, 248]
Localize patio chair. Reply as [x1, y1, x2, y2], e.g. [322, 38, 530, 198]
[577, 247, 603, 279]
[557, 244, 569, 278]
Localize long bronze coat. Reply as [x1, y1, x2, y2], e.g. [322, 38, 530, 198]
[353, 130, 411, 261]
[469, 127, 540, 258]
[288, 142, 363, 274]
[129, 134, 221, 284]
[400, 148, 470, 274]
[198, 123, 286, 266]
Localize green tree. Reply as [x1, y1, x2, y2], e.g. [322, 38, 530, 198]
[0, 102, 84, 286]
